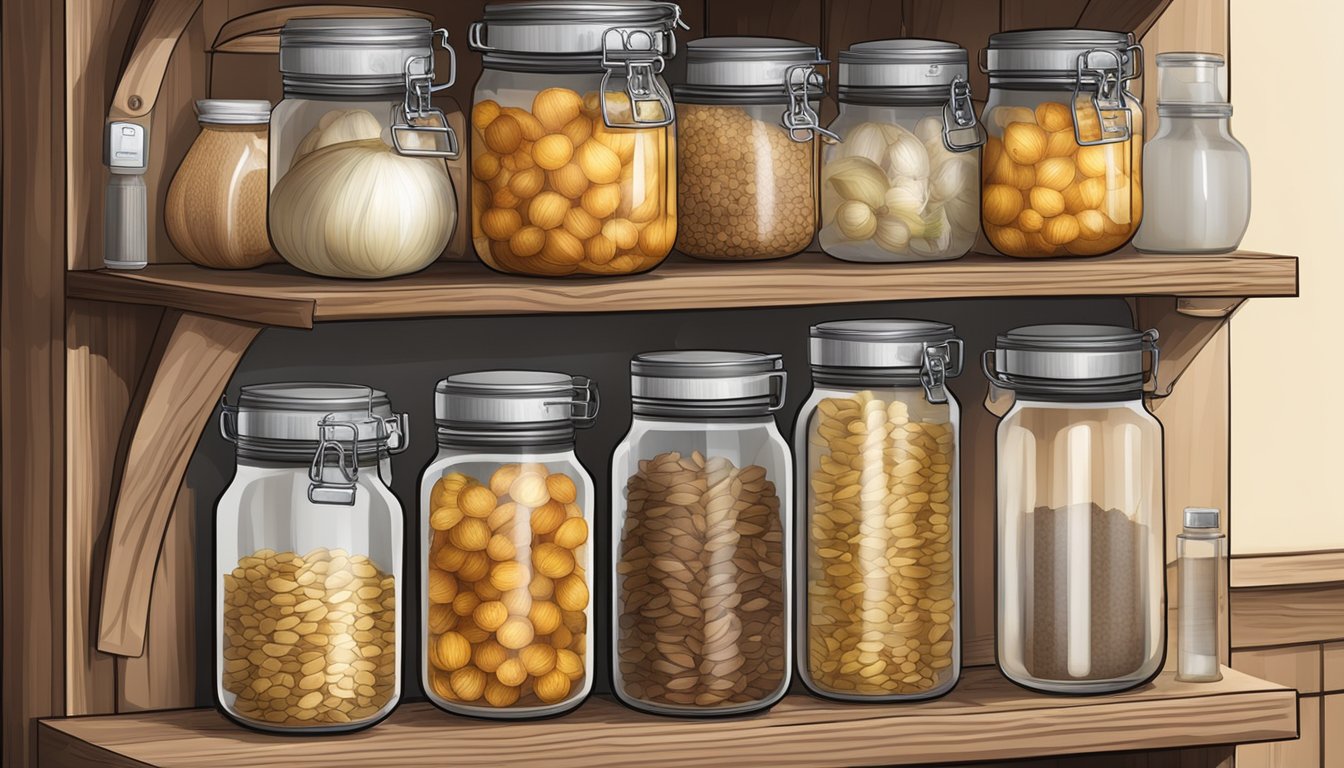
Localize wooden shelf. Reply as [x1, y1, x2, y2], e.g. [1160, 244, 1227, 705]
[67, 249, 1299, 329]
[37, 667, 1297, 768]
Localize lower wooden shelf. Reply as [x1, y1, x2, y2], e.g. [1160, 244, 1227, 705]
[38, 667, 1296, 768]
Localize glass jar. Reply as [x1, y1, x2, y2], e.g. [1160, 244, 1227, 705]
[820, 40, 983, 263]
[216, 383, 409, 732]
[467, 2, 683, 277]
[795, 320, 963, 700]
[269, 18, 460, 279]
[419, 371, 598, 718]
[986, 325, 1164, 694]
[165, 100, 277, 269]
[672, 37, 830, 261]
[612, 351, 792, 715]
[1133, 53, 1249, 254]
[980, 31, 1144, 258]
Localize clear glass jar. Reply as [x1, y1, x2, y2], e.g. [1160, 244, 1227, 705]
[216, 383, 409, 733]
[1134, 54, 1249, 254]
[672, 37, 830, 261]
[166, 100, 277, 269]
[795, 320, 963, 700]
[1176, 507, 1225, 683]
[820, 40, 983, 263]
[612, 351, 792, 715]
[269, 18, 460, 279]
[986, 325, 1164, 694]
[981, 31, 1144, 258]
[419, 371, 598, 718]
[467, 2, 682, 276]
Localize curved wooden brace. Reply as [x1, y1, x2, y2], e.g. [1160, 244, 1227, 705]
[1134, 296, 1244, 398]
[110, 0, 205, 121]
[98, 310, 260, 657]
[211, 5, 431, 54]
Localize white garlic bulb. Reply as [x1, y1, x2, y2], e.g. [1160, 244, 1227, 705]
[914, 115, 944, 146]
[930, 153, 975, 201]
[874, 215, 911, 253]
[843, 122, 889, 166]
[886, 134, 930, 181]
[835, 200, 877, 240]
[825, 156, 889, 210]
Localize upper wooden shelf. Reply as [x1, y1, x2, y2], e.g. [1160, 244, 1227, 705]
[67, 249, 1299, 329]
[37, 667, 1296, 768]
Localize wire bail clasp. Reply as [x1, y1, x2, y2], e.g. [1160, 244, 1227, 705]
[781, 62, 841, 143]
[920, 339, 963, 404]
[1071, 39, 1139, 146]
[393, 28, 460, 158]
[942, 76, 986, 152]
[600, 27, 675, 128]
[309, 418, 361, 506]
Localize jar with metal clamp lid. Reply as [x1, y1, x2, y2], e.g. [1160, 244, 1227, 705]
[672, 37, 834, 261]
[467, 1, 685, 276]
[269, 17, 461, 279]
[820, 40, 984, 263]
[419, 370, 598, 718]
[215, 383, 409, 733]
[979, 30, 1144, 257]
[794, 320, 964, 700]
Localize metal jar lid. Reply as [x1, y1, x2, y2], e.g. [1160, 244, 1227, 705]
[195, 99, 271, 125]
[810, 319, 963, 403]
[469, 1, 683, 66]
[434, 370, 598, 445]
[631, 350, 786, 418]
[1183, 507, 1221, 530]
[838, 39, 968, 90]
[984, 324, 1160, 398]
[982, 29, 1140, 79]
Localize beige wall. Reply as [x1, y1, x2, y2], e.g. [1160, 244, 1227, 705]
[1230, 0, 1344, 553]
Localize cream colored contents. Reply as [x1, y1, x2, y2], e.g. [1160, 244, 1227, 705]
[425, 466, 588, 710]
[470, 88, 674, 276]
[981, 102, 1143, 257]
[806, 393, 956, 696]
[820, 118, 978, 262]
[222, 547, 396, 726]
[269, 108, 455, 279]
[165, 123, 276, 269]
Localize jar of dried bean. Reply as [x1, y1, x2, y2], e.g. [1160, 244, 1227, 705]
[612, 351, 792, 715]
[672, 37, 832, 260]
[820, 40, 983, 263]
[980, 30, 1144, 257]
[420, 371, 598, 718]
[467, 2, 683, 276]
[986, 325, 1164, 693]
[216, 383, 409, 733]
[794, 320, 963, 700]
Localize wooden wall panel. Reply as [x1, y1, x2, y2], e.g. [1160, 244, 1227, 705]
[1232, 645, 1322, 694]
[1325, 642, 1344, 693]
[1232, 584, 1344, 648]
[1325, 695, 1343, 768]
[1139, 0, 1229, 134]
[1237, 695, 1320, 768]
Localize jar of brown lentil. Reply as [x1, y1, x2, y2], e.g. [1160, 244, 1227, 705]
[671, 38, 834, 261]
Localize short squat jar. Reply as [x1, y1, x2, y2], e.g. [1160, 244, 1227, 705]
[216, 383, 409, 732]
[420, 371, 598, 718]
[986, 325, 1165, 693]
[612, 351, 792, 715]
[796, 320, 963, 700]
[981, 31, 1144, 257]
[673, 37, 831, 260]
[820, 40, 983, 262]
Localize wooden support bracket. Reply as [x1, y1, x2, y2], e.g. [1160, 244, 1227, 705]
[97, 310, 260, 657]
[1134, 296, 1245, 398]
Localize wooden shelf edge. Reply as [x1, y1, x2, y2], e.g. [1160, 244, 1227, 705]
[36, 668, 1297, 768]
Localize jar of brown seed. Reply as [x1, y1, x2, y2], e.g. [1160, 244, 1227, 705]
[794, 320, 964, 701]
[612, 350, 792, 715]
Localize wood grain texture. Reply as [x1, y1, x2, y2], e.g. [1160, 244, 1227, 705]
[1135, 297, 1241, 397]
[110, 0, 204, 120]
[1232, 645, 1323, 694]
[706, 0, 824, 44]
[1231, 551, 1344, 589]
[1139, 0, 1229, 136]
[1236, 694, 1319, 768]
[1232, 584, 1344, 649]
[65, 250, 1300, 330]
[1326, 695, 1342, 767]
[36, 668, 1295, 768]
[963, 370, 997, 666]
[4, 0, 68, 763]
[999, 0, 1089, 30]
[97, 311, 260, 657]
[1077, 0, 1174, 39]
[1324, 643, 1344, 694]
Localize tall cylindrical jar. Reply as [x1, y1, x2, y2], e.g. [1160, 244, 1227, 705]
[165, 100, 277, 269]
[467, 2, 683, 276]
[820, 40, 983, 262]
[795, 320, 963, 700]
[419, 371, 598, 718]
[612, 351, 792, 715]
[986, 325, 1165, 693]
[269, 18, 460, 278]
[216, 383, 409, 733]
[672, 37, 830, 260]
[980, 31, 1144, 257]
[1176, 507, 1225, 683]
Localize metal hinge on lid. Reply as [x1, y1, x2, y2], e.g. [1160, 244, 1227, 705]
[392, 28, 460, 158]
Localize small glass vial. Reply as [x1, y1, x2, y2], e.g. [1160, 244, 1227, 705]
[1176, 507, 1225, 683]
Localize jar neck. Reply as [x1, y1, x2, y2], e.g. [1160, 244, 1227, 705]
[632, 412, 777, 426]
[435, 426, 576, 451]
[198, 122, 268, 133]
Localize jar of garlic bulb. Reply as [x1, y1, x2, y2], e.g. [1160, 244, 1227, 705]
[820, 40, 984, 263]
[467, 2, 683, 277]
[980, 30, 1144, 258]
[269, 18, 461, 279]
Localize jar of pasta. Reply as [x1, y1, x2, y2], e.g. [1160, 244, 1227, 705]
[980, 30, 1144, 257]
[467, 2, 683, 276]
[420, 371, 598, 718]
[794, 320, 963, 700]
[672, 37, 832, 260]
